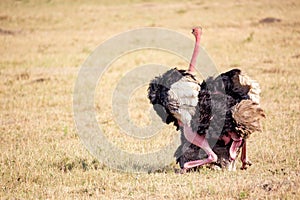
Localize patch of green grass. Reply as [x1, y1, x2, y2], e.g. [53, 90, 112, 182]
[176, 9, 187, 15]
[243, 32, 254, 43]
[239, 190, 249, 199]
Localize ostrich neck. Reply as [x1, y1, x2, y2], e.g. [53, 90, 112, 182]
[188, 37, 201, 73]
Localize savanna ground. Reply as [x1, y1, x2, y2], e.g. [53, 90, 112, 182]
[1, 0, 300, 199]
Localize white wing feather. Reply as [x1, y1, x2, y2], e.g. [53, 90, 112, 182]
[167, 76, 200, 126]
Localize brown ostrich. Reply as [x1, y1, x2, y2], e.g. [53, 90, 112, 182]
[148, 27, 265, 171]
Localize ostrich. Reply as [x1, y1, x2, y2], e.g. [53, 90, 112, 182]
[148, 27, 265, 171]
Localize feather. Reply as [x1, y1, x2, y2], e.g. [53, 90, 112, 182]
[238, 74, 261, 104]
[168, 75, 200, 125]
[148, 67, 265, 170]
[148, 68, 198, 129]
[232, 100, 266, 138]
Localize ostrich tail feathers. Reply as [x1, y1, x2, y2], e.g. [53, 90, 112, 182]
[237, 73, 261, 104]
[224, 69, 261, 104]
[232, 99, 266, 138]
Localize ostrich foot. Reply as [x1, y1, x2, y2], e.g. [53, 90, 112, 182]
[241, 160, 252, 170]
[183, 154, 217, 169]
[182, 125, 218, 169]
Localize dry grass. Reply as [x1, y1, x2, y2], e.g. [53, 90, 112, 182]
[1, 0, 300, 199]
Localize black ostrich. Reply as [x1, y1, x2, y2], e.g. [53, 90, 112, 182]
[148, 27, 265, 171]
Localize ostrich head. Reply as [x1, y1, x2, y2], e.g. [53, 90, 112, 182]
[192, 26, 202, 39]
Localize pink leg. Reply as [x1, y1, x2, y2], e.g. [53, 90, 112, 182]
[228, 132, 243, 160]
[182, 125, 217, 169]
[240, 140, 252, 170]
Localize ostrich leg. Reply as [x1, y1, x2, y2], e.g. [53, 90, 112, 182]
[228, 131, 243, 160]
[228, 132, 252, 169]
[241, 140, 252, 169]
[182, 125, 218, 169]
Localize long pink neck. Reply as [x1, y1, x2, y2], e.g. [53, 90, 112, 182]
[188, 36, 201, 73]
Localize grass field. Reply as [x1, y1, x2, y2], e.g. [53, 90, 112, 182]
[1, 0, 300, 199]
